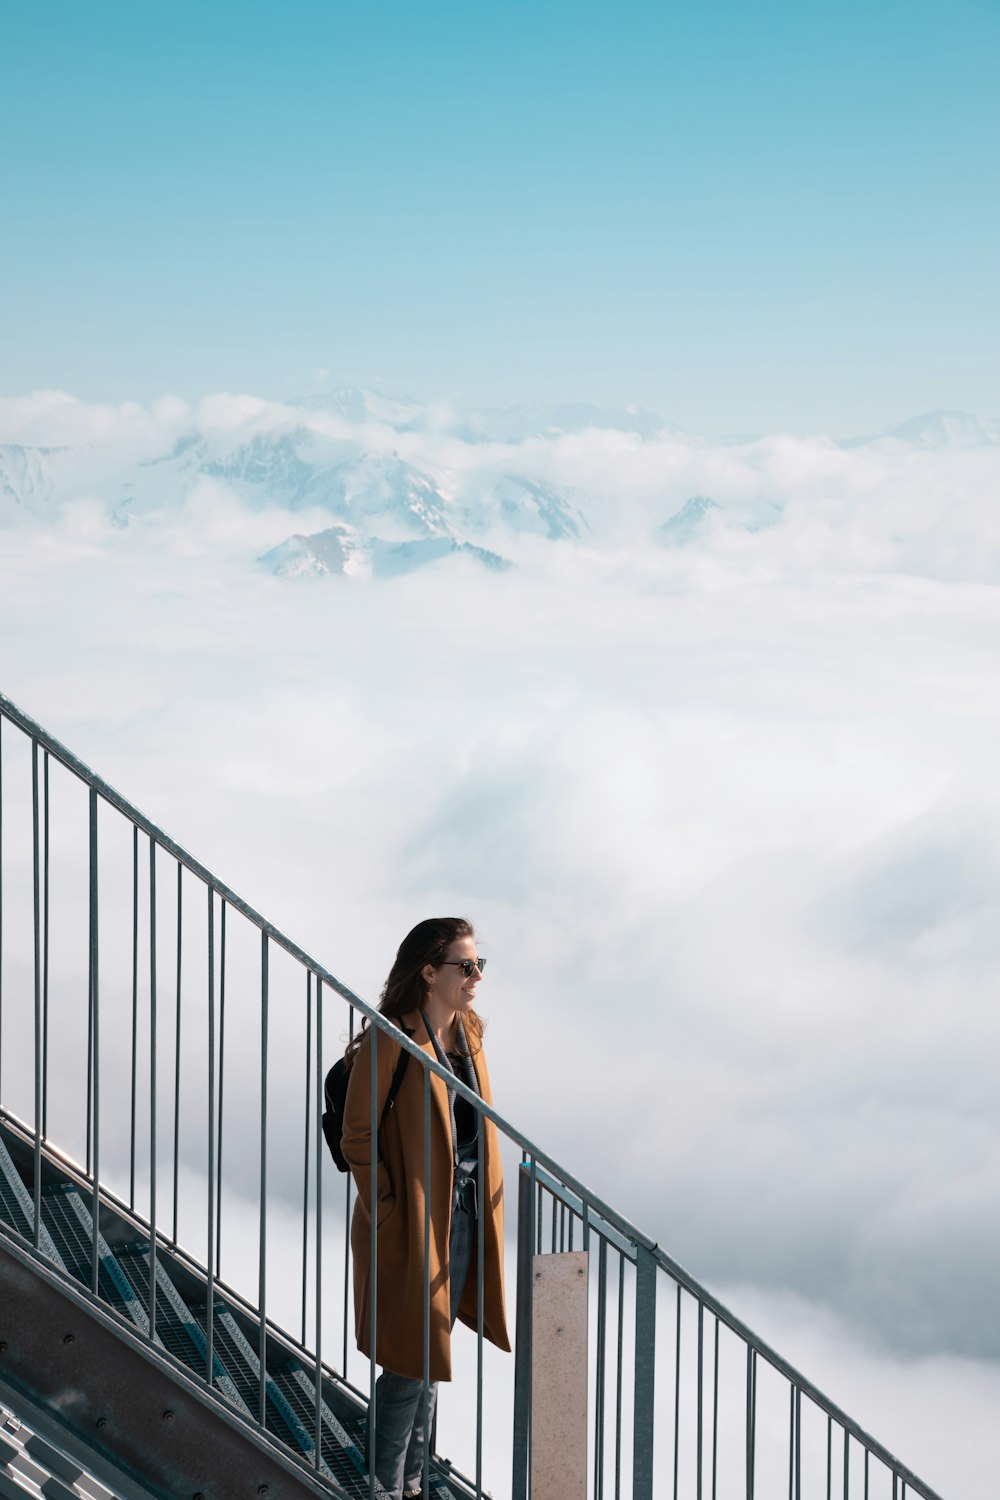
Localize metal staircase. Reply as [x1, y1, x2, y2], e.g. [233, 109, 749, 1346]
[0, 692, 948, 1500]
[0, 1120, 468, 1499]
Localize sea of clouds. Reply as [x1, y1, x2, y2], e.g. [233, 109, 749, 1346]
[1, 389, 998, 1496]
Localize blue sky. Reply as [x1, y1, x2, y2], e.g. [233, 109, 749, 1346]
[2, 0, 998, 432]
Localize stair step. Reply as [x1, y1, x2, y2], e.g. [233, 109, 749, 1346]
[0, 1136, 66, 1271]
[0, 1404, 117, 1500]
[0, 1128, 456, 1499]
[40, 1186, 152, 1337]
[275, 1362, 368, 1492]
[189, 1304, 340, 1484]
[115, 1247, 250, 1416]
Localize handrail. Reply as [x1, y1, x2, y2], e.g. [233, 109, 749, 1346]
[0, 690, 949, 1500]
[528, 1163, 944, 1500]
[0, 694, 660, 1245]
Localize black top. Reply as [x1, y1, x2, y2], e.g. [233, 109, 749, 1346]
[447, 1051, 480, 1158]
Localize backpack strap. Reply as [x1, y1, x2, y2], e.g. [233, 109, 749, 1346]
[382, 1044, 410, 1121]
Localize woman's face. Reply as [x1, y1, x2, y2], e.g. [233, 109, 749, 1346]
[424, 934, 483, 1015]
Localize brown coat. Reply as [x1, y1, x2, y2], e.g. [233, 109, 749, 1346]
[341, 1012, 511, 1381]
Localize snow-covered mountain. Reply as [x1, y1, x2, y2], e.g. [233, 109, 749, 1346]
[0, 445, 56, 517]
[658, 495, 721, 546]
[4, 388, 1000, 585]
[842, 410, 1000, 450]
[657, 493, 785, 546]
[452, 473, 587, 542]
[111, 417, 590, 548]
[260, 524, 509, 580]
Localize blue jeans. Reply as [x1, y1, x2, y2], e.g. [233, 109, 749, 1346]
[370, 1201, 475, 1500]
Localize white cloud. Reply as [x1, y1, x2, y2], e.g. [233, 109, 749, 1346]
[1, 390, 998, 1493]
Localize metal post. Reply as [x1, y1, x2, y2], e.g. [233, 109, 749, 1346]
[89, 788, 100, 1295]
[314, 974, 324, 1469]
[746, 1347, 757, 1500]
[129, 825, 138, 1209]
[148, 835, 158, 1339]
[42, 752, 50, 1140]
[697, 1301, 704, 1500]
[595, 1236, 607, 1500]
[31, 741, 42, 1249]
[673, 1284, 681, 1500]
[259, 931, 269, 1428]
[215, 898, 226, 1277]
[343, 1003, 354, 1379]
[0, 717, 4, 1101]
[369, 1021, 378, 1500]
[172, 861, 182, 1246]
[615, 1251, 625, 1500]
[512, 1161, 535, 1500]
[633, 1243, 657, 1500]
[712, 1317, 720, 1500]
[475, 1096, 485, 1500]
[421, 1065, 431, 1500]
[301, 971, 312, 1347]
[206, 887, 216, 1391]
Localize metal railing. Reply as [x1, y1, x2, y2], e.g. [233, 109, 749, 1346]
[0, 691, 946, 1500]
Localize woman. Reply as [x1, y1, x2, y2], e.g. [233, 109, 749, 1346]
[341, 917, 510, 1500]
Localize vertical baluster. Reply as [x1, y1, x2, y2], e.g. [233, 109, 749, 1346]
[511, 1159, 536, 1500]
[673, 1284, 681, 1500]
[0, 716, 4, 1098]
[827, 1415, 832, 1500]
[343, 1004, 354, 1378]
[130, 825, 138, 1210]
[614, 1248, 624, 1500]
[206, 887, 215, 1392]
[259, 931, 269, 1428]
[864, 1447, 870, 1500]
[711, 1317, 719, 1500]
[843, 1430, 849, 1500]
[301, 971, 312, 1347]
[475, 1083, 484, 1500]
[595, 1236, 607, 1500]
[172, 862, 182, 1246]
[89, 789, 100, 1294]
[421, 1064, 431, 1500]
[215, 899, 226, 1277]
[369, 1021, 378, 1500]
[787, 1385, 795, 1500]
[314, 975, 324, 1469]
[85, 768, 93, 1174]
[31, 742, 42, 1248]
[633, 1245, 657, 1500]
[148, 834, 158, 1339]
[746, 1346, 756, 1500]
[697, 1301, 704, 1500]
[795, 1387, 802, 1500]
[42, 752, 49, 1141]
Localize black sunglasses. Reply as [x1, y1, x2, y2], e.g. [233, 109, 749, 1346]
[439, 958, 486, 978]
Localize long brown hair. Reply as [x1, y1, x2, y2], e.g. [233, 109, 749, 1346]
[344, 917, 485, 1065]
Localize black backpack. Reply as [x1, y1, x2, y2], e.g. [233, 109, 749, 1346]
[322, 1044, 411, 1173]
